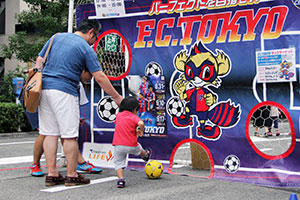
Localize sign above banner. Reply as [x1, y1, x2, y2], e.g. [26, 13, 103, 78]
[94, 0, 125, 18]
[256, 48, 296, 83]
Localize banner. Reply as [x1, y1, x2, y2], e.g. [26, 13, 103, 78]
[82, 142, 116, 169]
[77, 0, 300, 188]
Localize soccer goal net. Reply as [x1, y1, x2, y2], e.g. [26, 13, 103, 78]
[170, 141, 212, 178]
[95, 33, 127, 78]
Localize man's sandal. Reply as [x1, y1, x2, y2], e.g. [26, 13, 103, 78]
[64, 173, 90, 186]
[45, 173, 64, 186]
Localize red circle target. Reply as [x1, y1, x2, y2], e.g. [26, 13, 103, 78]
[245, 101, 295, 160]
[93, 30, 132, 81]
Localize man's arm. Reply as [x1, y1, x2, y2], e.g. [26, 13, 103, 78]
[92, 70, 123, 106]
[34, 56, 44, 69]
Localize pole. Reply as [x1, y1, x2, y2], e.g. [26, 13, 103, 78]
[68, 0, 74, 33]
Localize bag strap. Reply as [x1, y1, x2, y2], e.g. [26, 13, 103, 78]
[19, 33, 57, 101]
[41, 33, 57, 68]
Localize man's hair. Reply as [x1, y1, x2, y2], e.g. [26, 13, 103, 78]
[76, 19, 101, 35]
[119, 96, 140, 112]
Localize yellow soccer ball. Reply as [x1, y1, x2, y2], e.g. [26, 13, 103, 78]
[145, 160, 163, 179]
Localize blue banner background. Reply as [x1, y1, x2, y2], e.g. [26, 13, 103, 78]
[77, 0, 300, 187]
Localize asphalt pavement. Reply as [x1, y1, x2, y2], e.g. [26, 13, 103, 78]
[0, 132, 299, 200]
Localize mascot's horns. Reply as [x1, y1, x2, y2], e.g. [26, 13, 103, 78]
[191, 41, 209, 56]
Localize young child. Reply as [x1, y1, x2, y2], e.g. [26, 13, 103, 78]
[112, 96, 152, 188]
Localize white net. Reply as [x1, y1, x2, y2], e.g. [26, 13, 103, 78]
[95, 33, 127, 78]
[249, 105, 292, 156]
[171, 142, 211, 177]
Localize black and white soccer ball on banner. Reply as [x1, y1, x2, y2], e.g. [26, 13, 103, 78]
[97, 96, 119, 122]
[223, 155, 240, 173]
[145, 62, 163, 76]
[167, 97, 184, 117]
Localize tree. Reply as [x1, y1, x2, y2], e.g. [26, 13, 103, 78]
[1, 0, 70, 63]
[1, 0, 95, 63]
[1, 31, 46, 63]
[0, 0, 94, 132]
[0, 0, 94, 102]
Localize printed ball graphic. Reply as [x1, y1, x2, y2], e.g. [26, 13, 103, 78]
[145, 160, 164, 179]
[167, 97, 184, 117]
[145, 62, 162, 76]
[97, 97, 119, 122]
[223, 155, 240, 173]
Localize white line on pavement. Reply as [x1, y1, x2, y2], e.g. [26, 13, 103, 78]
[0, 141, 35, 146]
[40, 176, 118, 193]
[0, 156, 40, 165]
[0, 153, 61, 165]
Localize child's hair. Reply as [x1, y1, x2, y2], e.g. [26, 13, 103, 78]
[119, 96, 140, 112]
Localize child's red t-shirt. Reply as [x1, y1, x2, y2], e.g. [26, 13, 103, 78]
[113, 110, 141, 147]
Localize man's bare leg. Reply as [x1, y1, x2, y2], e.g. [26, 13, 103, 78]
[33, 135, 45, 165]
[63, 138, 79, 177]
[43, 135, 59, 176]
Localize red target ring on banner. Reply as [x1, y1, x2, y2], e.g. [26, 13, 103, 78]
[245, 101, 295, 160]
[93, 29, 132, 81]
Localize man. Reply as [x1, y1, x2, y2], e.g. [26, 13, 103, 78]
[29, 83, 102, 177]
[35, 19, 123, 186]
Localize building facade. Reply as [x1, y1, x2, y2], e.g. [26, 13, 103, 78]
[0, 0, 30, 76]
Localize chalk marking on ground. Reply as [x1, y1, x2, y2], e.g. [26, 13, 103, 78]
[0, 141, 35, 146]
[0, 153, 61, 165]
